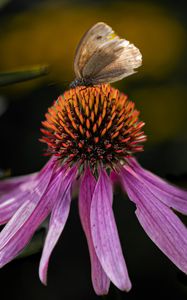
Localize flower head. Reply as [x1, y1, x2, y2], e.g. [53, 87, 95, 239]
[0, 84, 187, 295]
[40, 85, 146, 171]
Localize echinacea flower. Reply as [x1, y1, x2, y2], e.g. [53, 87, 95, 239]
[0, 84, 187, 295]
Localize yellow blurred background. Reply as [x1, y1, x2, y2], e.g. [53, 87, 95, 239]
[0, 0, 187, 151]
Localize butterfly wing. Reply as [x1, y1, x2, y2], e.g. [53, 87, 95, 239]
[74, 22, 142, 83]
[74, 22, 115, 78]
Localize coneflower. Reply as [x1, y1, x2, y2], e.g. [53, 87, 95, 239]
[0, 84, 186, 295]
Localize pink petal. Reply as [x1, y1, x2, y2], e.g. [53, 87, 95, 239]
[0, 159, 56, 266]
[121, 166, 187, 274]
[39, 188, 72, 285]
[0, 174, 38, 225]
[110, 171, 119, 185]
[0, 160, 76, 267]
[0, 158, 56, 249]
[79, 168, 110, 295]
[0, 173, 37, 193]
[128, 158, 187, 214]
[90, 169, 131, 291]
[0, 158, 56, 225]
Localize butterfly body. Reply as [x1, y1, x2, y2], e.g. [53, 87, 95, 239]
[71, 22, 142, 87]
[69, 77, 93, 88]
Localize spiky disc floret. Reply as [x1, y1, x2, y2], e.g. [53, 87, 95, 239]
[40, 84, 146, 170]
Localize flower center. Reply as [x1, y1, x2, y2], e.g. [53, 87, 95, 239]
[40, 84, 146, 170]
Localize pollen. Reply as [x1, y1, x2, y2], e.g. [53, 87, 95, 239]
[40, 84, 146, 169]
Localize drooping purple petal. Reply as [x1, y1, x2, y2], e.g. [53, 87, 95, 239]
[0, 160, 76, 267]
[127, 157, 187, 215]
[90, 169, 131, 291]
[0, 174, 38, 225]
[0, 158, 56, 248]
[110, 171, 120, 185]
[0, 172, 37, 193]
[39, 187, 72, 285]
[120, 166, 187, 274]
[79, 168, 110, 295]
[0, 158, 56, 224]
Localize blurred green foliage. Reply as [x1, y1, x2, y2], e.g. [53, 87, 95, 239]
[0, 0, 10, 9]
[0, 65, 48, 87]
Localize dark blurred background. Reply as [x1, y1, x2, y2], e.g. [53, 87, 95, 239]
[0, 0, 187, 299]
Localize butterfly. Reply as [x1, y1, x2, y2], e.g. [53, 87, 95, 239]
[70, 22, 142, 88]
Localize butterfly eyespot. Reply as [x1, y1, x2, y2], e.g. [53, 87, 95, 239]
[96, 35, 102, 40]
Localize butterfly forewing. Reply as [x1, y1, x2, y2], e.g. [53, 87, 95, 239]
[73, 22, 142, 85]
[74, 22, 117, 78]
